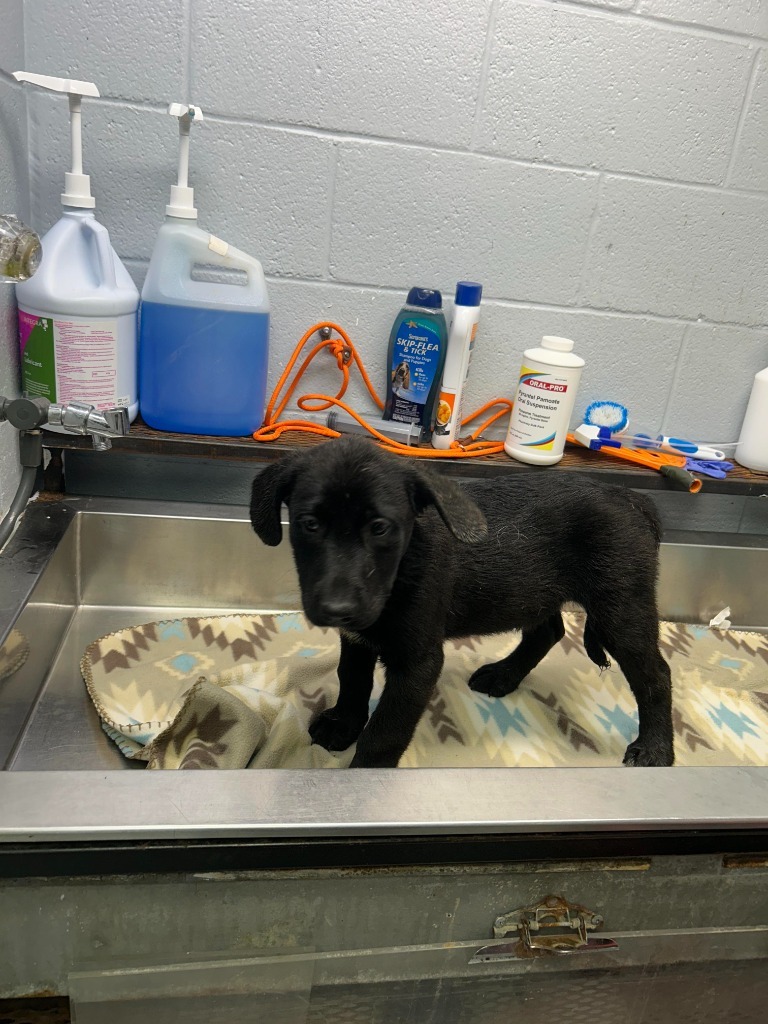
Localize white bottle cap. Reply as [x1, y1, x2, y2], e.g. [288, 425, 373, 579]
[541, 335, 575, 352]
[13, 72, 99, 209]
[166, 103, 203, 219]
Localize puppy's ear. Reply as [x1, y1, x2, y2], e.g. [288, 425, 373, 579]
[409, 467, 488, 544]
[250, 458, 297, 546]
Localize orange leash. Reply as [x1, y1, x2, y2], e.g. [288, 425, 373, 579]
[252, 321, 512, 458]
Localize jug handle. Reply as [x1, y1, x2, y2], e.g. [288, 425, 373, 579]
[84, 218, 117, 289]
[185, 231, 259, 285]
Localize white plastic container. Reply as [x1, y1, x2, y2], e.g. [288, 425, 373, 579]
[735, 366, 768, 473]
[504, 336, 585, 465]
[139, 104, 270, 436]
[432, 281, 482, 450]
[13, 72, 139, 426]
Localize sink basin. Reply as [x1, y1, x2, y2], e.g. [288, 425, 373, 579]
[1, 494, 767, 842]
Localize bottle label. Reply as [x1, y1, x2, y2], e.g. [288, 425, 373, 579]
[434, 321, 478, 441]
[388, 315, 442, 424]
[507, 365, 571, 451]
[19, 311, 117, 409]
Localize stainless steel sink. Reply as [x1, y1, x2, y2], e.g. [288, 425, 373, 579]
[0, 494, 767, 842]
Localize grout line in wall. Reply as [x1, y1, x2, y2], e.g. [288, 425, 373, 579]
[658, 325, 690, 434]
[469, 0, 501, 152]
[262, 274, 768, 334]
[724, 49, 763, 188]
[91, 93, 768, 201]
[529, 0, 768, 46]
[0, 68, 21, 88]
[576, 174, 603, 305]
[181, 0, 193, 103]
[323, 144, 340, 279]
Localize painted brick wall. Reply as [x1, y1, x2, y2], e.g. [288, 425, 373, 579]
[6, 1, 768, 531]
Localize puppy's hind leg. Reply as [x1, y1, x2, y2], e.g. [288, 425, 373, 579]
[468, 613, 565, 699]
[309, 633, 377, 752]
[588, 610, 674, 767]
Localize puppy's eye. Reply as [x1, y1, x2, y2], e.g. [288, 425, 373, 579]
[369, 519, 390, 537]
[300, 516, 320, 534]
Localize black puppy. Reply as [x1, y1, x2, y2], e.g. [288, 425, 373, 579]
[250, 437, 674, 769]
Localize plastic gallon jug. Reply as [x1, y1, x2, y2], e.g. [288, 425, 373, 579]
[13, 72, 139, 423]
[139, 104, 269, 436]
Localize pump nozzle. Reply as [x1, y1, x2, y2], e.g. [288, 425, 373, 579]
[13, 72, 100, 209]
[166, 103, 204, 219]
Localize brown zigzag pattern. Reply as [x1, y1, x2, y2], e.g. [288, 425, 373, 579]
[659, 623, 695, 660]
[530, 689, 599, 753]
[673, 707, 713, 752]
[96, 624, 158, 674]
[427, 694, 464, 745]
[718, 630, 768, 667]
[300, 686, 329, 716]
[449, 636, 478, 652]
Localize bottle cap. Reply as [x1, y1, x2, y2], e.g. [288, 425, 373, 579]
[406, 287, 442, 310]
[541, 335, 575, 352]
[455, 281, 482, 306]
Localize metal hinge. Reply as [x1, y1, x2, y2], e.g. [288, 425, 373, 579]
[470, 895, 619, 962]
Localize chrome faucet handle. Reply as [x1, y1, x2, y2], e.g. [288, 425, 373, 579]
[85, 407, 130, 450]
[47, 401, 130, 449]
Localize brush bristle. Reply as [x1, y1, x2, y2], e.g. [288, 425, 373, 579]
[583, 400, 629, 433]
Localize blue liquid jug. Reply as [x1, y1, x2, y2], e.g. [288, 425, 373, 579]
[139, 218, 270, 436]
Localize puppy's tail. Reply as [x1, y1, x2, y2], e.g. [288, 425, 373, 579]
[584, 617, 610, 671]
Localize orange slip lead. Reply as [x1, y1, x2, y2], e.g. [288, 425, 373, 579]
[252, 321, 512, 459]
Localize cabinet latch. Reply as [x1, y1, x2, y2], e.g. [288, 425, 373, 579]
[471, 894, 618, 962]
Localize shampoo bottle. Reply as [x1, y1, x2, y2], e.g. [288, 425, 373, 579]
[14, 73, 139, 426]
[383, 287, 447, 431]
[504, 336, 584, 465]
[432, 281, 482, 450]
[139, 103, 270, 436]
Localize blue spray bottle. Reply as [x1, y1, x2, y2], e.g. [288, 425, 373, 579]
[139, 103, 270, 435]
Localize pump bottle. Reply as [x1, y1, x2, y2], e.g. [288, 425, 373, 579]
[14, 72, 139, 427]
[139, 103, 270, 436]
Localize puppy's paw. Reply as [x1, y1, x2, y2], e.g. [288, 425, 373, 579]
[309, 707, 367, 752]
[468, 662, 524, 699]
[622, 738, 674, 767]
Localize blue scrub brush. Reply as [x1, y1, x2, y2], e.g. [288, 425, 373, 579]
[583, 400, 629, 434]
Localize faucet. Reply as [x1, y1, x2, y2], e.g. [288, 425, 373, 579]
[0, 395, 130, 550]
[0, 395, 130, 450]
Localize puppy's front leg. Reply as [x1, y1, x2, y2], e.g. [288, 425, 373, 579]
[350, 646, 444, 768]
[309, 632, 377, 752]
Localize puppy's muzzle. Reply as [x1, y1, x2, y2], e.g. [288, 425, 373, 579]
[313, 596, 361, 628]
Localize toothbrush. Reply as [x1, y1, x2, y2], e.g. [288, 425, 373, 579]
[582, 401, 727, 461]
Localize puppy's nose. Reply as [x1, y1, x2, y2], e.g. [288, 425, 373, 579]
[317, 598, 358, 626]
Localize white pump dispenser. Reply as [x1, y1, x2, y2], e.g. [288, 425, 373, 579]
[165, 103, 203, 219]
[13, 72, 99, 209]
[14, 71, 139, 425]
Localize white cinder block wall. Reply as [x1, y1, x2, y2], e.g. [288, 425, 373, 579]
[4, 1, 768, 512]
[0, 1, 28, 518]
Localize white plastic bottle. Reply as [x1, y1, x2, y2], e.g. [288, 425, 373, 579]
[13, 73, 139, 428]
[139, 103, 270, 435]
[735, 366, 768, 472]
[504, 336, 585, 465]
[432, 281, 482, 450]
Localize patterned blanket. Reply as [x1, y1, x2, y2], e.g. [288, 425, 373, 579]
[81, 613, 768, 769]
